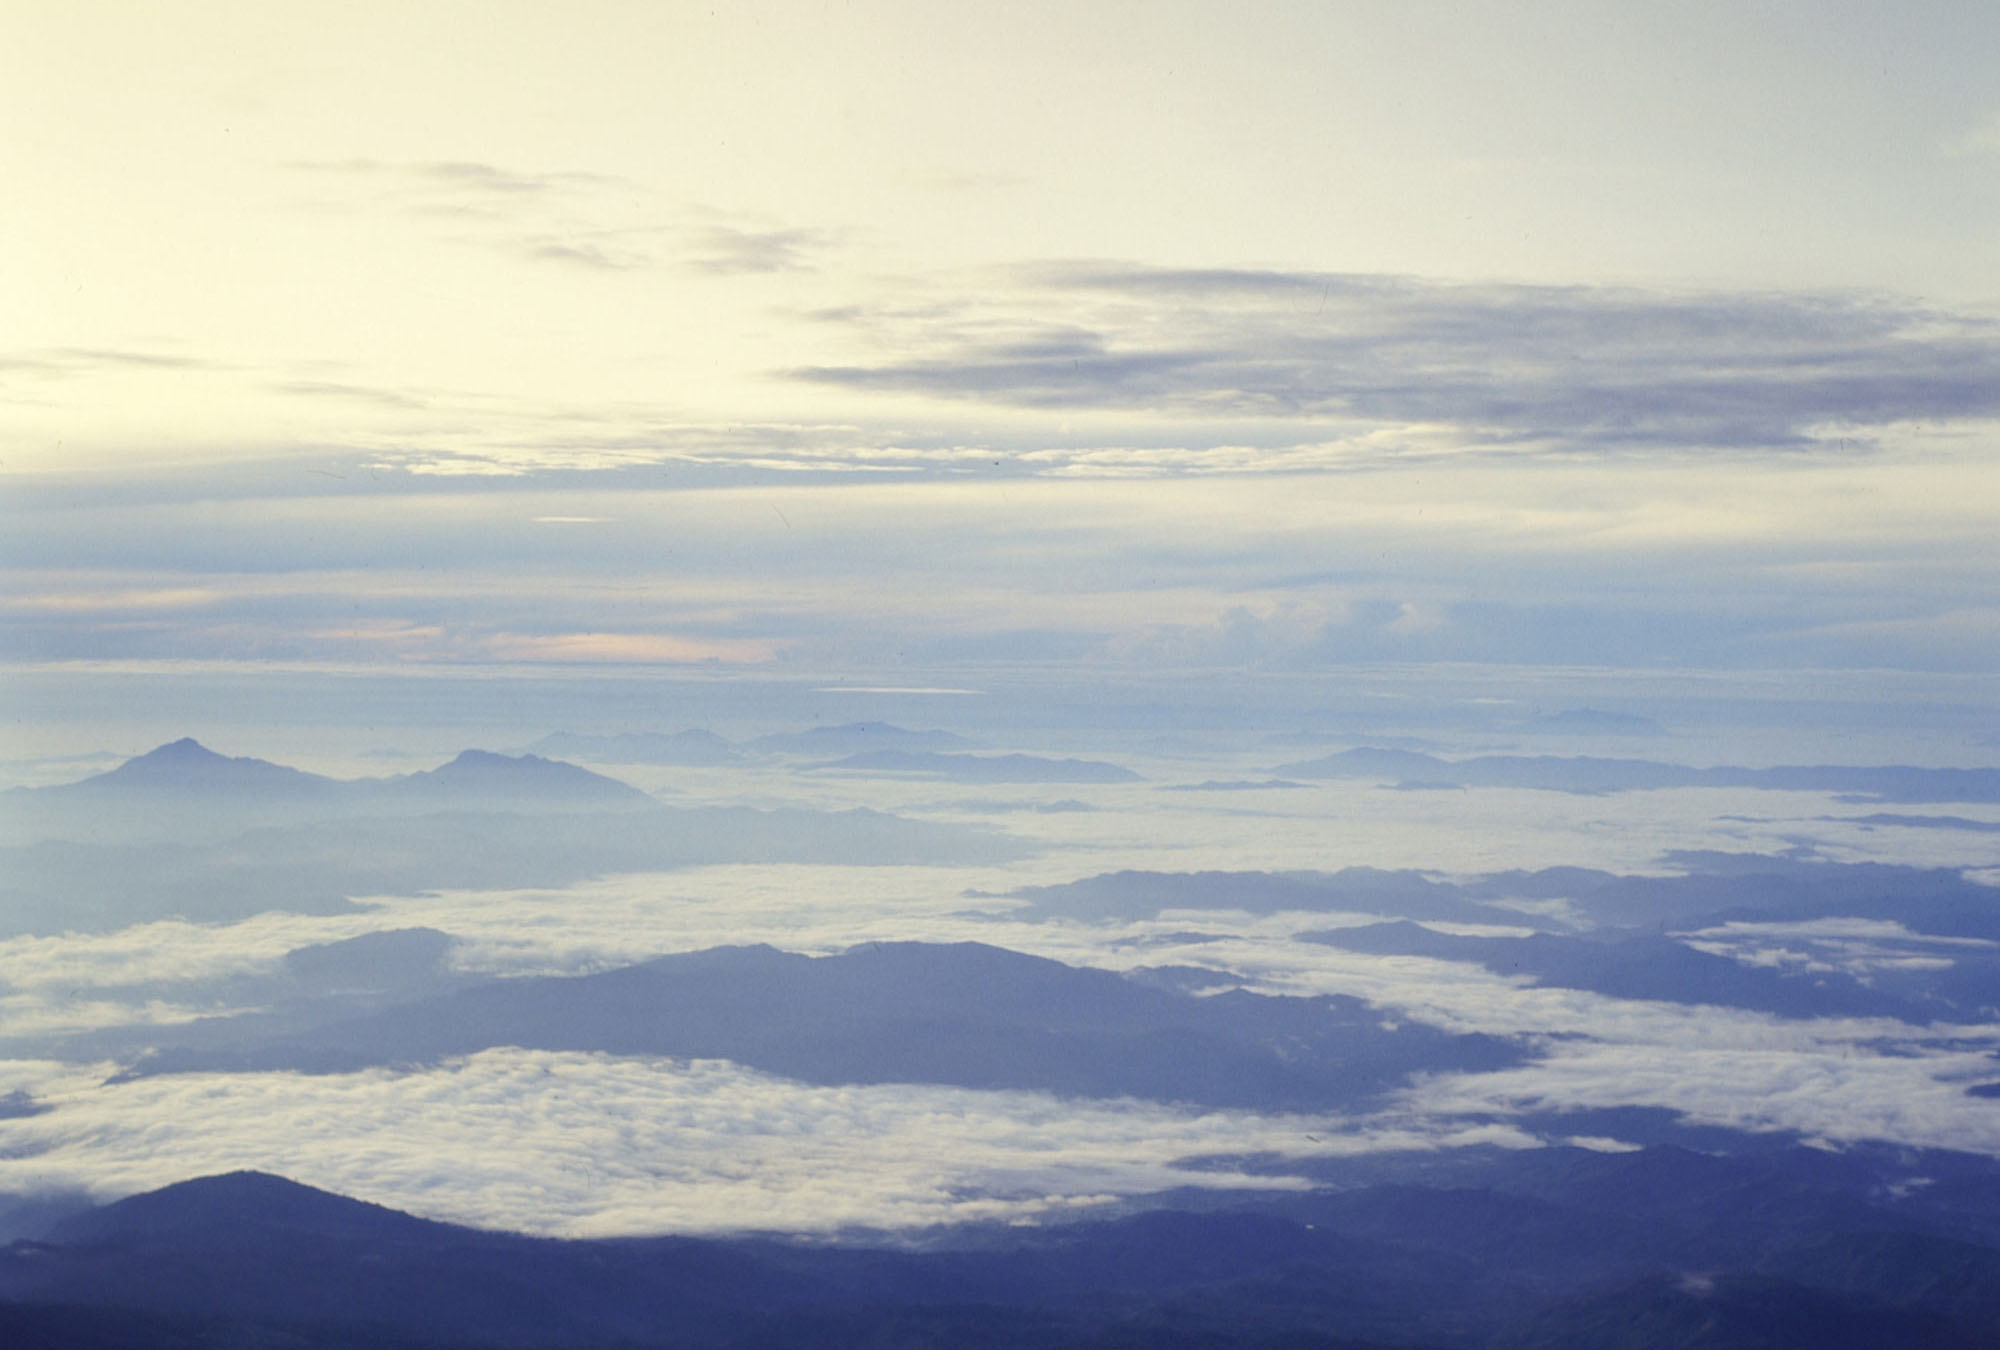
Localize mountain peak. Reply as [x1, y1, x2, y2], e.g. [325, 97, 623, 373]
[139, 737, 222, 761]
[85, 740, 335, 795]
[443, 749, 521, 768]
[48, 1170, 451, 1246]
[398, 749, 650, 802]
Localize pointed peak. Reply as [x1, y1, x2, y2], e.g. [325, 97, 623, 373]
[443, 748, 519, 766]
[84, 740, 334, 795]
[139, 737, 221, 760]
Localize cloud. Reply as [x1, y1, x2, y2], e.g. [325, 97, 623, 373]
[1405, 1035, 2000, 1156]
[520, 238, 648, 270]
[266, 379, 433, 410]
[411, 161, 608, 196]
[789, 264, 2000, 451]
[479, 631, 783, 664]
[0, 1050, 1527, 1236]
[0, 347, 215, 383]
[284, 158, 662, 270]
[287, 158, 619, 205]
[1943, 111, 2000, 158]
[284, 163, 841, 278]
[684, 224, 835, 275]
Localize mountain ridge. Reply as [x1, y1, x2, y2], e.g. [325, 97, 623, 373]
[14, 740, 651, 808]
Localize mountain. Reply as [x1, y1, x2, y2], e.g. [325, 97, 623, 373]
[1272, 748, 2000, 803]
[1494, 1273, 1983, 1350]
[808, 750, 1142, 783]
[113, 940, 1527, 1110]
[10, 741, 647, 812]
[11, 1149, 2000, 1349]
[34, 738, 342, 800]
[524, 729, 745, 765]
[1304, 920, 1927, 1021]
[47, 1170, 448, 1248]
[0, 743, 656, 851]
[752, 721, 975, 757]
[1007, 857, 2000, 944]
[375, 749, 651, 805]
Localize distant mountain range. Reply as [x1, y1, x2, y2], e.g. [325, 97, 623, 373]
[1008, 856, 2000, 939]
[1274, 747, 2000, 803]
[807, 749, 1141, 783]
[0, 741, 1024, 938]
[18, 738, 652, 809]
[1004, 858, 2000, 1022]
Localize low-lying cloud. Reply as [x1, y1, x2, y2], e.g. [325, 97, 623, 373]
[0, 1050, 1527, 1236]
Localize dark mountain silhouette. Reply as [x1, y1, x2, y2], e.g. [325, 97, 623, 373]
[48, 1171, 448, 1248]
[1493, 1272, 1983, 1350]
[112, 941, 1527, 1109]
[10, 1146, 2000, 1348]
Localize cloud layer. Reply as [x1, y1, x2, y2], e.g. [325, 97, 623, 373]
[796, 265, 2000, 450]
[0, 1050, 1517, 1236]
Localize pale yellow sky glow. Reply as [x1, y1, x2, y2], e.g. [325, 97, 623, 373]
[7, 1, 1997, 471]
[4, 1, 1997, 679]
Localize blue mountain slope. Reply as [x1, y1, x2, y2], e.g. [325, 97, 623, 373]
[14, 741, 648, 809]
[116, 940, 1527, 1110]
[12, 1148, 2000, 1349]
[1304, 920, 1928, 1021]
[50, 738, 342, 799]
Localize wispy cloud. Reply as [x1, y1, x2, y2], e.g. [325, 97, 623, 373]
[282, 162, 843, 277]
[480, 631, 783, 665]
[287, 158, 621, 206]
[684, 224, 836, 275]
[0, 347, 215, 382]
[284, 158, 662, 269]
[1942, 111, 2000, 158]
[267, 379, 432, 411]
[791, 264, 2000, 451]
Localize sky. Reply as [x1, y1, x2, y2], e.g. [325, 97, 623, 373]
[4, 1, 1998, 738]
